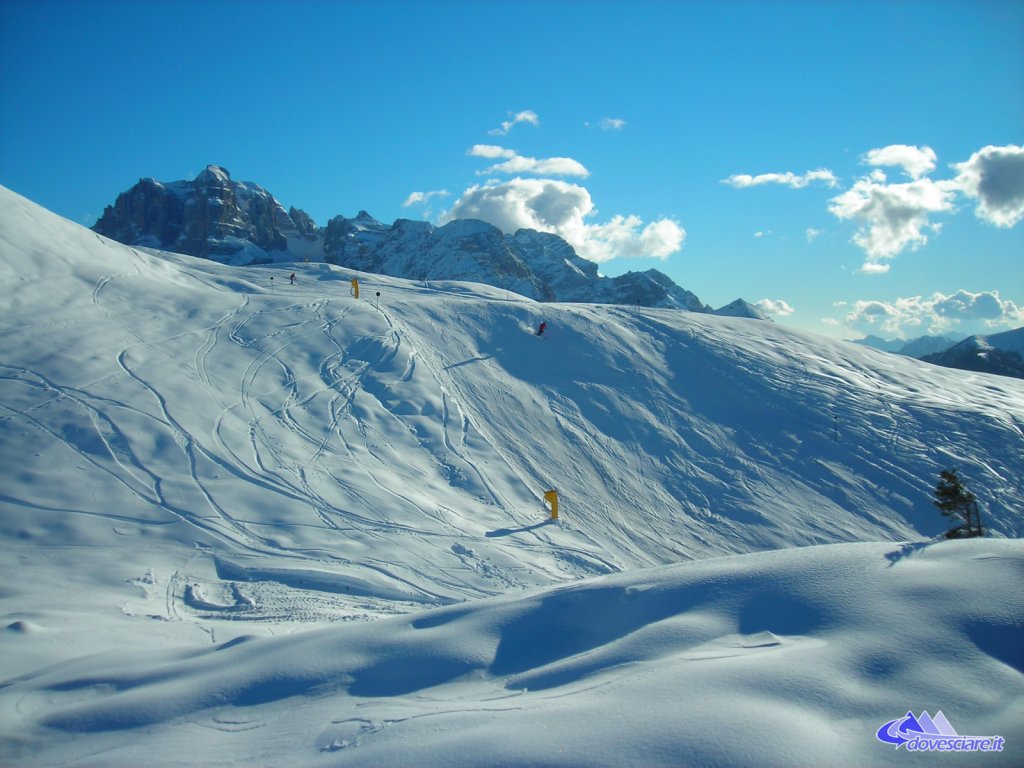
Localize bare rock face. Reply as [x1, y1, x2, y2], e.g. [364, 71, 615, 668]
[93, 166, 317, 264]
[93, 176, 185, 250]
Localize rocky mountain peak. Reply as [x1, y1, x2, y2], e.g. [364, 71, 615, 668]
[711, 299, 771, 321]
[93, 166, 313, 265]
[195, 165, 232, 186]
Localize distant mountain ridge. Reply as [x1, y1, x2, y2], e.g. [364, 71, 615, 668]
[853, 333, 965, 358]
[710, 298, 771, 321]
[922, 328, 1024, 379]
[854, 329, 1024, 379]
[92, 166, 751, 315]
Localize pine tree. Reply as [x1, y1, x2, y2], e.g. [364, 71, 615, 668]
[933, 469, 983, 538]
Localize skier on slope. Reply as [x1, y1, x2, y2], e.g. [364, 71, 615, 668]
[536, 322, 547, 336]
[289, 273, 296, 285]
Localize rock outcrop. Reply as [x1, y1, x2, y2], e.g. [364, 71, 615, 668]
[93, 165, 318, 265]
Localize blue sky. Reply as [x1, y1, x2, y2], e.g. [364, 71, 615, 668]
[2, 0, 1021, 339]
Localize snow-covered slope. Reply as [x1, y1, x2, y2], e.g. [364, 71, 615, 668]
[2, 185, 1023, 765]
[5, 540, 1022, 767]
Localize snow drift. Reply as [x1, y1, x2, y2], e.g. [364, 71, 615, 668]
[4, 541, 1022, 767]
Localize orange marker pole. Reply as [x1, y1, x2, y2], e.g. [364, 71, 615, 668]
[544, 489, 559, 520]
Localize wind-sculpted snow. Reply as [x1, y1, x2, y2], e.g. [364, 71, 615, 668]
[1, 185, 1023, 764]
[5, 541, 1023, 766]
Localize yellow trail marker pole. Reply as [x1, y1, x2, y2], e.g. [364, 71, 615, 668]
[544, 489, 559, 520]
[351, 278, 359, 299]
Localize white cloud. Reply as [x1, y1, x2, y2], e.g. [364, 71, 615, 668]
[827, 175, 958, 267]
[445, 178, 592, 235]
[468, 144, 518, 160]
[828, 144, 1024, 267]
[722, 144, 1022, 270]
[756, 299, 795, 317]
[932, 289, 1022, 321]
[601, 118, 626, 131]
[469, 144, 590, 178]
[844, 290, 1024, 336]
[953, 144, 1024, 227]
[863, 145, 937, 179]
[402, 189, 450, 208]
[489, 110, 540, 136]
[481, 154, 591, 178]
[722, 169, 838, 189]
[806, 228, 823, 242]
[443, 178, 685, 263]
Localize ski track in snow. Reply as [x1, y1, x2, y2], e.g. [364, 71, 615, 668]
[33, 253, 596, 615]
[3, 216, 1024, 611]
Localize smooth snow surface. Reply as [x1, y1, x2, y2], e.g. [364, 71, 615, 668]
[2, 185, 1023, 766]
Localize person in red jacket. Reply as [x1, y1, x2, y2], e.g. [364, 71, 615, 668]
[536, 322, 547, 336]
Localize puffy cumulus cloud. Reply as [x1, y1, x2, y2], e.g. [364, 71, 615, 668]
[831, 144, 1024, 265]
[827, 175, 958, 267]
[756, 299, 795, 317]
[844, 290, 1024, 335]
[445, 178, 592, 235]
[586, 215, 686, 259]
[863, 145, 937, 179]
[639, 218, 686, 256]
[721, 169, 838, 189]
[953, 144, 1024, 227]
[443, 178, 685, 263]
[932, 289, 1022, 321]
[601, 118, 626, 131]
[402, 189, 450, 208]
[489, 110, 539, 136]
[844, 298, 929, 335]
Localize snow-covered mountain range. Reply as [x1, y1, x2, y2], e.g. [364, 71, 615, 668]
[922, 328, 1024, 379]
[856, 330, 1024, 379]
[93, 165, 741, 314]
[854, 333, 966, 358]
[3, 185, 1023, 766]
